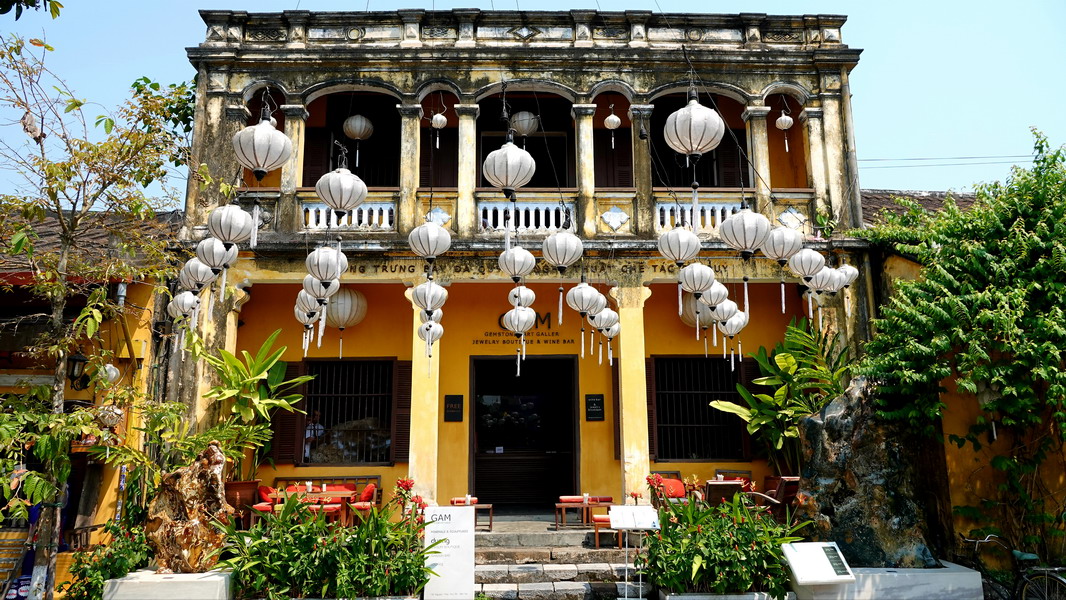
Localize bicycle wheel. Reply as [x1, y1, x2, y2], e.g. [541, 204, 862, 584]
[1020, 573, 1066, 600]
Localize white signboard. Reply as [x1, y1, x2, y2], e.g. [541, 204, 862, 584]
[424, 506, 475, 600]
[782, 542, 856, 585]
[609, 505, 660, 531]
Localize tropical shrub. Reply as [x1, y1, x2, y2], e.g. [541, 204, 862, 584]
[217, 478, 439, 599]
[638, 475, 807, 599]
[57, 522, 151, 600]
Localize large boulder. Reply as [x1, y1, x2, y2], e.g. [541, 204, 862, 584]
[799, 377, 940, 568]
[145, 442, 233, 573]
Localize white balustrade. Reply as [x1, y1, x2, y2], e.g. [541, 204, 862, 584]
[655, 201, 742, 234]
[478, 202, 576, 235]
[302, 202, 396, 231]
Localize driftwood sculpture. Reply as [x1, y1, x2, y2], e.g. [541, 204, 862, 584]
[145, 442, 233, 573]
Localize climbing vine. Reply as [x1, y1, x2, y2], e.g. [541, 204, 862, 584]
[858, 131, 1066, 559]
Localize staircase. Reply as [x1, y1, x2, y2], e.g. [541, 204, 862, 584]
[474, 513, 649, 599]
[0, 527, 32, 599]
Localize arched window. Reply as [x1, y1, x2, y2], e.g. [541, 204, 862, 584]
[765, 94, 809, 189]
[419, 91, 460, 188]
[302, 92, 400, 188]
[477, 93, 574, 189]
[649, 93, 749, 190]
[592, 92, 633, 188]
[243, 87, 287, 187]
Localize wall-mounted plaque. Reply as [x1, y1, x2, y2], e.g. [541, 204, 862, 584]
[444, 395, 464, 422]
[585, 394, 605, 421]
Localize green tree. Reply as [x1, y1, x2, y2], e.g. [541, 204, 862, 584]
[0, 36, 191, 599]
[0, 0, 62, 21]
[858, 131, 1066, 560]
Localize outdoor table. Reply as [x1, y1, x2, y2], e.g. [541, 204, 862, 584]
[554, 501, 610, 530]
[704, 480, 746, 505]
[268, 489, 355, 525]
[473, 504, 494, 531]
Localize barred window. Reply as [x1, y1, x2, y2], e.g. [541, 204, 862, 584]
[650, 357, 752, 461]
[301, 361, 394, 465]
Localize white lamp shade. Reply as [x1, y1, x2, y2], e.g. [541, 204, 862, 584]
[718, 310, 749, 337]
[681, 292, 714, 328]
[195, 238, 238, 272]
[566, 282, 607, 315]
[679, 263, 715, 295]
[293, 304, 318, 325]
[409, 221, 452, 260]
[306, 247, 349, 281]
[719, 209, 772, 257]
[315, 168, 367, 214]
[508, 286, 536, 307]
[761, 226, 805, 265]
[657, 227, 702, 264]
[788, 248, 825, 281]
[807, 267, 838, 292]
[699, 281, 730, 309]
[708, 298, 738, 322]
[179, 258, 217, 291]
[419, 308, 443, 324]
[412, 280, 448, 312]
[499, 246, 536, 280]
[542, 232, 583, 271]
[431, 113, 448, 129]
[326, 288, 367, 329]
[417, 320, 444, 343]
[604, 113, 621, 130]
[588, 308, 619, 331]
[483, 142, 536, 192]
[604, 322, 621, 339]
[342, 114, 374, 140]
[208, 204, 254, 246]
[232, 119, 292, 179]
[502, 306, 537, 334]
[303, 275, 340, 300]
[510, 111, 539, 137]
[102, 363, 121, 384]
[664, 96, 725, 157]
[776, 113, 794, 130]
[296, 290, 322, 313]
[838, 264, 859, 288]
[827, 268, 848, 294]
[168, 291, 200, 319]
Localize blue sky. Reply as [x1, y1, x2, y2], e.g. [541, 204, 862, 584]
[5, 0, 1064, 193]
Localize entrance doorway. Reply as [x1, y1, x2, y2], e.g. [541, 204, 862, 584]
[471, 356, 576, 505]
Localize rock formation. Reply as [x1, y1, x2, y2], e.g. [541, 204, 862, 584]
[799, 377, 941, 568]
[145, 442, 233, 573]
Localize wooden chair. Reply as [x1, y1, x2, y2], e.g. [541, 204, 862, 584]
[745, 476, 800, 523]
[591, 511, 621, 548]
[650, 478, 688, 509]
[703, 480, 745, 505]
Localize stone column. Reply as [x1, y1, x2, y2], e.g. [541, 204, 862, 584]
[398, 9, 424, 48]
[629, 105, 654, 236]
[405, 287, 440, 504]
[571, 9, 595, 47]
[742, 105, 772, 211]
[626, 10, 651, 47]
[800, 108, 829, 226]
[455, 104, 480, 238]
[397, 104, 424, 235]
[453, 8, 480, 48]
[573, 104, 597, 238]
[820, 95, 847, 228]
[279, 104, 309, 233]
[608, 284, 653, 503]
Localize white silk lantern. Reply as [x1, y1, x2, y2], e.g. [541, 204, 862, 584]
[542, 231, 583, 323]
[409, 221, 452, 274]
[431, 112, 447, 149]
[508, 286, 536, 308]
[503, 305, 537, 373]
[306, 247, 349, 282]
[325, 288, 367, 359]
[510, 111, 539, 147]
[342, 114, 373, 167]
[566, 279, 608, 358]
[315, 168, 368, 221]
[664, 89, 727, 221]
[412, 280, 448, 317]
[499, 246, 536, 284]
[232, 118, 292, 181]
[776, 111, 794, 152]
[762, 226, 805, 313]
[604, 105, 621, 150]
[179, 258, 216, 293]
[658, 226, 702, 314]
[208, 204, 254, 249]
[195, 237, 239, 301]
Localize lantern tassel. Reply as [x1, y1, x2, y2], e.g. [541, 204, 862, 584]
[250, 203, 260, 249]
[695, 309, 701, 341]
[818, 304, 824, 332]
[739, 339, 743, 362]
[339, 333, 343, 360]
[435, 131, 440, 150]
[845, 289, 852, 318]
[608, 339, 613, 366]
[611, 131, 615, 150]
[677, 281, 682, 316]
[318, 304, 327, 348]
[355, 141, 360, 168]
[558, 287, 564, 325]
[178, 329, 186, 359]
[703, 337, 708, 358]
[580, 325, 586, 358]
[713, 323, 717, 347]
[691, 186, 699, 232]
[780, 279, 786, 314]
[723, 335, 727, 359]
[743, 279, 750, 315]
[598, 338, 603, 365]
[522, 335, 527, 360]
[218, 268, 227, 302]
[516, 349, 521, 376]
[784, 133, 790, 153]
[207, 284, 215, 315]
[730, 346, 735, 372]
[807, 290, 813, 319]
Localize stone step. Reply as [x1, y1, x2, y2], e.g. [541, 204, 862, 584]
[476, 528, 597, 547]
[478, 581, 649, 600]
[476, 563, 637, 584]
[476, 546, 632, 565]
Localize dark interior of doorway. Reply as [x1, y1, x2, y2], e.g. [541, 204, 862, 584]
[472, 357, 576, 506]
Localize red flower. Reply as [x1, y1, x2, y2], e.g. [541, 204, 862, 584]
[645, 473, 663, 488]
[396, 477, 415, 491]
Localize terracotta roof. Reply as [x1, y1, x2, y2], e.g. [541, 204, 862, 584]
[860, 189, 976, 226]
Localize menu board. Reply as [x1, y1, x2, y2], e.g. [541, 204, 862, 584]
[424, 507, 475, 599]
[608, 505, 660, 531]
[782, 542, 856, 585]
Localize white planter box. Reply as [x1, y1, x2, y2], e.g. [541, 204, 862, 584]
[103, 569, 231, 600]
[659, 591, 797, 600]
[790, 560, 982, 600]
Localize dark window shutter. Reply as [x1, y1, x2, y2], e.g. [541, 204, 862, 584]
[615, 134, 633, 187]
[301, 128, 332, 187]
[270, 361, 307, 464]
[716, 129, 748, 188]
[645, 357, 657, 460]
[390, 360, 412, 463]
[594, 131, 634, 188]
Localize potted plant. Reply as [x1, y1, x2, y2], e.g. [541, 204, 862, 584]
[710, 318, 850, 484]
[640, 475, 807, 599]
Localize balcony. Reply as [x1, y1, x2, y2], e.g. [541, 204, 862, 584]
[652, 188, 815, 237]
[298, 189, 397, 232]
[476, 189, 576, 237]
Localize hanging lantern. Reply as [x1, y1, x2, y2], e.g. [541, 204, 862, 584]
[658, 227, 702, 265]
[342, 114, 373, 167]
[303, 275, 340, 300]
[681, 292, 716, 327]
[232, 118, 292, 181]
[498, 246, 536, 284]
[208, 204, 254, 249]
[808, 267, 838, 294]
[296, 290, 322, 317]
[195, 238, 239, 274]
[293, 305, 319, 357]
[604, 105, 621, 150]
[412, 280, 449, 316]
[788, 248, 826, 282]
[315, 168, 368, 219]
[664, 90, 725, 158]
[420, 308, 443, 324]
[708, 298, 738, 323]
[431, 112, 448, 149]
[566, 279, 608, 359]
[603, 322, 621, 365]
[776, 110, 794, 153]
[826, 269, 848, 296]
[417, 320, 445, 361]
[167, 291, 200, 320]
[699, 281, 730, 310]
[719, 209, 772, 260]
[482, 141, 536, 199]
[508, 286, 536, 308]
[306, 246, 349, 282]
[179, 258, 217, 293]
[542, 231, 583, 274]
[325, 287, 367, 358]
[503, 305, 537, 373]
[679, 263, 715, 300]
[838, 264, 860, 288]
[509, 111, 539, 144]
[719, 310, 749, 369]
[588, 308, 619, 366]
[409, 221, 452, 272]
[761, 226, 804, 266]
[102, 363, 121, 385]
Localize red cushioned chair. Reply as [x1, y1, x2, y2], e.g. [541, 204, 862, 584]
[651, 478, 688, 509]
[591, 513, 622, 548]
[348, 482, 377, 524]
[450, 496, 478, 505]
